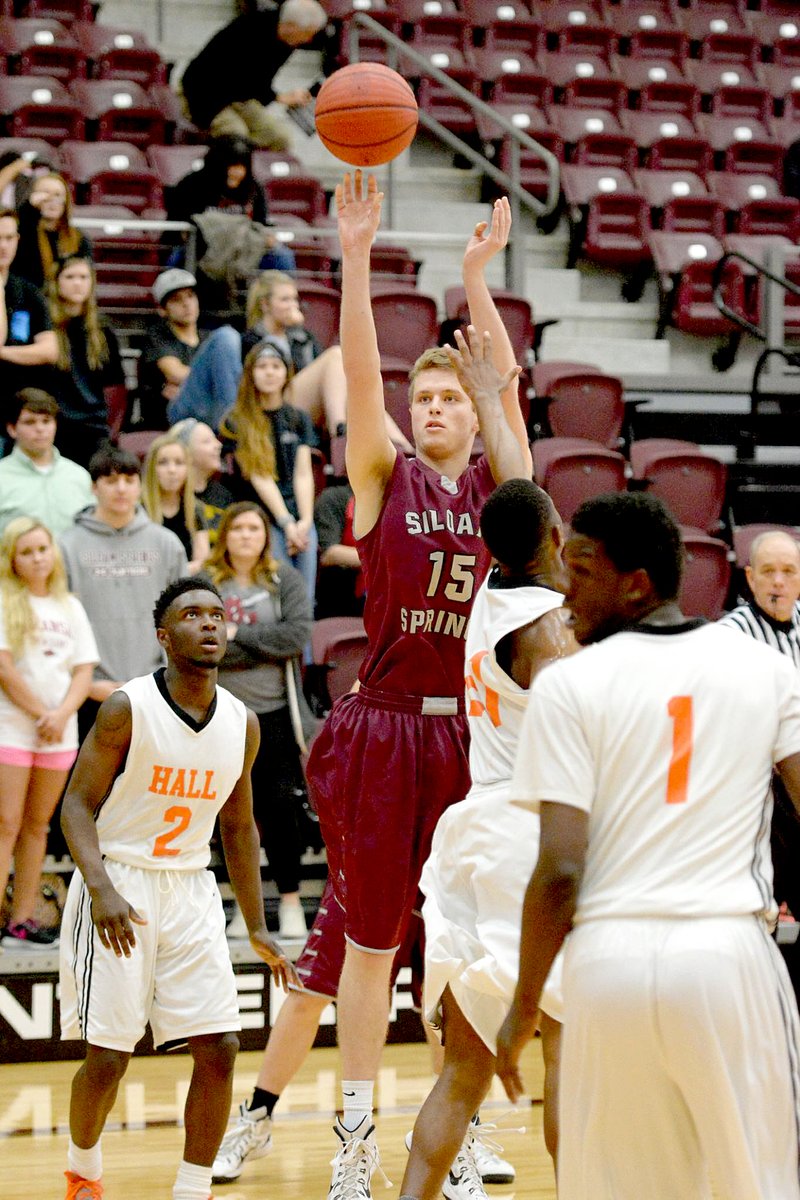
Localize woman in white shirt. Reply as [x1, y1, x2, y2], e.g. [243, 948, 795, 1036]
[0, 517, 98, 947]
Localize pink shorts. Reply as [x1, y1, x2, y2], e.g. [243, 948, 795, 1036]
[0, 746, 77, 770]
[307, 687, 471, 953]
[294, 876, 423, 1008]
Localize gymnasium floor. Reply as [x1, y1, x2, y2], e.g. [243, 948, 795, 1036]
[1, 1041, 557, 1199]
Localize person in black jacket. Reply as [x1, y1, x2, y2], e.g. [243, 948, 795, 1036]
[12, 173, 91, 291]
[45, 255, 124, 468]
[178, 0, 327, 150]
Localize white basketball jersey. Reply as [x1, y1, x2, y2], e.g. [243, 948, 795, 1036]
[95, 671, 248, 870]
[465, 577, 564, 788]
[512, 622, 800, 922]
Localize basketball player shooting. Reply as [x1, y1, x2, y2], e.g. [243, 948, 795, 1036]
[58, 577, 299, 1200]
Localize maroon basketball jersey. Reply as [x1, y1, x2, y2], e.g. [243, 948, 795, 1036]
[357, 453, 495, 696]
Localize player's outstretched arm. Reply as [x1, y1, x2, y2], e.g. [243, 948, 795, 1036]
[496, 800, 587, 1102]
[61, 691, 147, 958]
[444, 325, 527, 483]
[218, 710, 301, 992]
[462, 198, 531, 476]
[337, 169, 396, 533]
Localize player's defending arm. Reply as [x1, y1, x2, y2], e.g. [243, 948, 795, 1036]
[218, 709, 300, 992]
[446, 324, 527, 483]
[496, 800, 588, 1101]
[776, 751, 800, 816]
[510, 608, 578, 690]
[337, 170, 396, 536]
[462, 198, 532, 477]
[60, 692, 147, 958]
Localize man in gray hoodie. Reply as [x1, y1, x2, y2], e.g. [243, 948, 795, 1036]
[60, 445, 187, 714]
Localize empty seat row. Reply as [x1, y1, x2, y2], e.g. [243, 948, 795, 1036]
[0, 18, 167, 84]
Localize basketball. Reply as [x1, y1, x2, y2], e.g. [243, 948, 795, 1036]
[314, 63, 419, 167]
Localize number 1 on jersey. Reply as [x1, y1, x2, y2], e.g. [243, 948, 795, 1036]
[666, 696, 693, 805]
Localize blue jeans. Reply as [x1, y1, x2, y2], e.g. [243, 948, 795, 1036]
[166, 325, 243, 431]
[260, 246, 297, 272]
[270, 521, 318, 611]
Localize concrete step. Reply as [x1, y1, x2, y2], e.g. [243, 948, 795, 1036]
[540, 334, 671, 375]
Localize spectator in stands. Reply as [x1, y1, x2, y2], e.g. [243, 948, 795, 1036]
[45, 255, 124, 469]
[12, 173, 91, 292]
[179, 0, 327, 150]
[204, 500, 313, 939]
[243, 270, 412, 449]
[0, 209, 59, 437]
[141, 431, 210, 572]
[138, 268, 242, 432]
[172, 417, 235, 546]
[0, 516, 97, 947]
[314, 481, 364, 619]
[0, 150, 59, 212]
[719, 529, 800, 974]
[0, 390, 92, 536]
[166, 134, 296, 292]
[59, 446, 187, 719]
[220, 341, 318, 609]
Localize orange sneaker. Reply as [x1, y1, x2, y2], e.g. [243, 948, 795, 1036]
[64, 1171, 103, 1199]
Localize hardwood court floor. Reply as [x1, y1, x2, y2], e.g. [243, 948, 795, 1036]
[1, 1041, 557, 1199]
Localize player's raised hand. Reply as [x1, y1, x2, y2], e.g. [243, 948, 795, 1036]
[249, 928, 303, 992]
[91, 883, 147, 958]
[462, 196, 512, 273]
[445, 325, 521, 403]
[336, 170, 383, 255]
[495, 1000, 538, 1103]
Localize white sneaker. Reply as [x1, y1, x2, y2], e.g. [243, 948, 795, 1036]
[470, 1119, 516, 1185]
[404, 1119, 517, 1188]
[328, 1115, 389, 1199]
[442, 1129, 489, 1200]
[226, 904, 249, 941]
[278, 901, 307, 939]
[212, 1102, 273, 1183]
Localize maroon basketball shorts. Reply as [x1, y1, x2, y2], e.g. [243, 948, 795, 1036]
[307, 686, 471, 953]
[293, 876, 424, 1006]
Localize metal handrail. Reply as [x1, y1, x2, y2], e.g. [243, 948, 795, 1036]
[347, 11, 561, 293]
[712, 247, 800, 343]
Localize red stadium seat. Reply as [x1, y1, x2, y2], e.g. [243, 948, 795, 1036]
[554, 22, 616, 61]
[443, 285, 535, 363]
[474, 100, 550, 144]
[461, 0, 537, 27]
[634, 169, 708, 209]
[72, 22, 167, 87]
[547, 106, 623, 149]
[684, 60, 758, 98]
[296, 281, 341, 349]
[532, 437, 627, 524]
[573, 131, 638, 172]
[737, 197, 800, 241]
[264, 175, 328, 225]
[625, 27, 689, 65]
[711, 85, 773, 124]
[661, 195, 726, 239]
[58, 140, 164, 212]
[638, 79, 701, 118]
[530, 0, 605, 35]
[755, 63, 800, 108]
[647, 134, 714, 177]
[0, 74, 83, 142]
[649, 230, 745, 338]
[531, 360, 602, 394]
[0, 16, 85, 80]
[699, 32, 760, 70]
[496, 127, 566, 201]
[619, 111, 698, 152]
[147, 144, 208, 190]
[561, 164, 635, 207]
[370, 289, 440, 367]
[722, 138, 785, 184]
[611, 56, 687, 95]
[69, 79, 167, 148]
[773, 37, 800, 70]
[679, 528, 732, 619]
[310, 618, 368, 706]
[676, 2, 748, 41]
[536, 368, 625, 448]
[581, 191, 653, 270]
[381, 364, 413, 445]
[16, 0, 93, 20]
[694, 114, 772, 154]
[561, 75, 627, 112]
[706, 171, 780, 210]
[416, 72, 482, 139]
[725, 234, 800, 342]
[600, 0, 677, 38]
[472, 46, 541, 85]
[630, 439, 727, 532]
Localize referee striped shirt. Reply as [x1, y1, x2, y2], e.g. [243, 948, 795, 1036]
[718, 600, 800, 669]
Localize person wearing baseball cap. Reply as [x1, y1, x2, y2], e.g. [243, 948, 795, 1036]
[138, 268, 243, 431]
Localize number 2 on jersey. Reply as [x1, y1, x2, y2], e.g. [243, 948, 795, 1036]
[153, 805, 192, 857]
[666, 696, 693, 805]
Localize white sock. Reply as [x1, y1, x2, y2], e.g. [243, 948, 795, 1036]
[173, 1159, 212, 1200]
[67, 1138, 102, 1182]
[341, 1080, 374, 1132]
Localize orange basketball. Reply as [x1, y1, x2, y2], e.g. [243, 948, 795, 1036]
[314, 63, 419, 167]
